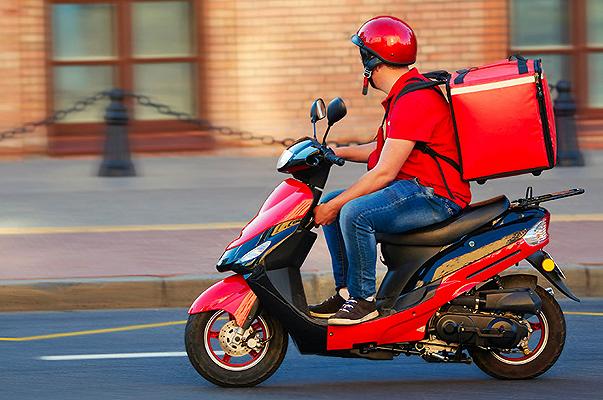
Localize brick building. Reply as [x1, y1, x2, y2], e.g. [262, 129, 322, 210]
[0, 0, 601, 156]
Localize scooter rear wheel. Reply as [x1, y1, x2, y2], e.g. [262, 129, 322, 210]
[185, 310, 287, 387]
[470, 285, 565, 380]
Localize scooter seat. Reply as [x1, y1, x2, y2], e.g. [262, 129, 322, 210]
[376, 195, 510, 246]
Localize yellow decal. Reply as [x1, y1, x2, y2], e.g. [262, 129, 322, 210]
[432, 231, 526, 281]
[283, 199, 313, 221]
[271, 219, 301, 236]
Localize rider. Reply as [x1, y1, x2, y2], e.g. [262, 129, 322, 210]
[310, 16, 471, 325]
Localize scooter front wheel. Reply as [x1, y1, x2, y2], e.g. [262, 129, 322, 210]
[185, 310, 287, 387]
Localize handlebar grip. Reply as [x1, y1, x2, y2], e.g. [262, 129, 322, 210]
[324, 152, 345, 166]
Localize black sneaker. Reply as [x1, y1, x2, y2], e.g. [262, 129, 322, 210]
[328, 297, 379, 325]
[308, 292, 346, 318]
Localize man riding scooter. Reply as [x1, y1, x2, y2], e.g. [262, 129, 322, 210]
[310, 16, 471, 325]
[186, 14, 580, 387]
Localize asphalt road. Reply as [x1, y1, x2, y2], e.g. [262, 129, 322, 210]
[1, 300, 602, 400]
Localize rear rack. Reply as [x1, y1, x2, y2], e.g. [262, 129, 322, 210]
[512, 187, 585, 208]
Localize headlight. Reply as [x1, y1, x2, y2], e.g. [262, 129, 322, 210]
[276, 149, 293, 169]
[238, 241, 272, 264]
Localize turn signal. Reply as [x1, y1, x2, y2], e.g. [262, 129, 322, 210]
[524, 218, 548, 246]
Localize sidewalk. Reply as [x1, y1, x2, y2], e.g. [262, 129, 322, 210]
[1, 151, 602, 310]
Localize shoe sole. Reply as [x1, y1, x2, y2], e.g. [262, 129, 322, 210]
[309, 311, 335, 318]
[328, 310, 380, 326]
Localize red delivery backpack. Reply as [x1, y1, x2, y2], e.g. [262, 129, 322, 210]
[389, 55, 557, 185]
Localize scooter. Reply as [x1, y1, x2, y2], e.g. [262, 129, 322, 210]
[185, 97, 583, 387]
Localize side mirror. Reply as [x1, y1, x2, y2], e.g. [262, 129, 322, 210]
[310, 98, 326, 123]
[327, 97, 347, 126]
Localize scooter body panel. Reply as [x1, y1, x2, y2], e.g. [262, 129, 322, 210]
[327, 237, 543, 350]
[188, 275, 256, 327]
[226, 178, 314, 250]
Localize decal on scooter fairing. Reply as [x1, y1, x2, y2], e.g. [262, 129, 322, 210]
[270, 219, 302, 236]
[188, 275, 257, 327]
[226, 178, 313, 250]
[408, 221, 533, 289]
[283, 199, 313, 221]
[430, 230, 527, 281]
[217, 222, 302, 273]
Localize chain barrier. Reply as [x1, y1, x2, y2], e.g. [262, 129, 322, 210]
[0, 91, 108, 142]
[126, 92, 301, 147]
[0, 89, 371, 148]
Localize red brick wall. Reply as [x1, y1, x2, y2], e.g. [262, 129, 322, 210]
[1, 0, 511, 155]
[202, 0, 509, 144]
[0, 0, 46, 156]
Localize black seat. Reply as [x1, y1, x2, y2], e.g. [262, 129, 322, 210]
[376, 196, 510, 246]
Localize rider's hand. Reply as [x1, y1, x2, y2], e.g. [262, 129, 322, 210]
[314, 202, 340, 226]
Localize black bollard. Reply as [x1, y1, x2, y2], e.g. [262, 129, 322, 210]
[98, 88, 136, 177]
[554, 80, 584, 167]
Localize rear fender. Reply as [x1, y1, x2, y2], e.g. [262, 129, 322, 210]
[188, 275, 258, 326]
[526, 250, 580, 302]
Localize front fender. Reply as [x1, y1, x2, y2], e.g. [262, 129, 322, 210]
[188, 275, 257, 326]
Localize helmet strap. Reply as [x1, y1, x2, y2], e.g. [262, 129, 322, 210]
[362, 68, 372, 96]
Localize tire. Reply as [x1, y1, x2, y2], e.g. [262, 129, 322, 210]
[185, 310, 288, 387]
[471, 285, 566, 380]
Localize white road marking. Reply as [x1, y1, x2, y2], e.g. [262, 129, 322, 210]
[39, 351, 224, 361]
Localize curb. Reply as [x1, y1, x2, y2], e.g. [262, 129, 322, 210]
[1, 265, 602, 312]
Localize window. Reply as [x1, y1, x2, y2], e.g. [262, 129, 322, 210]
[510, 0, 603, 114]
[50, 1, 198, 124]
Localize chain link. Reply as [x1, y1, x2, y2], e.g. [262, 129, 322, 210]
[127, 93, 374, 147]
[126, 92, 301, 147]
[0, 89, 371, 148]
[0, 91, 108, 142]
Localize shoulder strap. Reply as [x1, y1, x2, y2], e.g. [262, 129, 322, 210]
[382, 75, 447, 122]
[393, 79, 446, 107]
[385, 73, 463, 200]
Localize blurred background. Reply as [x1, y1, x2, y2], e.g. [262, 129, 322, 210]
[0, 0, 602, 156]
[0, 0, 600, 306]
[1, 3, 603, 398]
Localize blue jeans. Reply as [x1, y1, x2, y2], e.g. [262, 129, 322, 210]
[321, 179, 462, 299]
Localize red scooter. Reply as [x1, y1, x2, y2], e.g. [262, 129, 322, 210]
[185, 97, 582, 387]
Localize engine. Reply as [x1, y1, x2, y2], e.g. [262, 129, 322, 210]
[434, 312, 528, 349]
[432, 288, 540, 349]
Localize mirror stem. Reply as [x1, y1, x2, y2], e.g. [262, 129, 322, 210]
[312, 122, 317, 140]
[322, 125, 332, 145]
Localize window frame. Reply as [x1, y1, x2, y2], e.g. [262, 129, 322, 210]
[508, 0, 603, 118]
[45, 0, 205, 138]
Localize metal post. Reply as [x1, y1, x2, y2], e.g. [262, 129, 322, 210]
[98, 88, 136, 177]
[554, 80, 584, 167]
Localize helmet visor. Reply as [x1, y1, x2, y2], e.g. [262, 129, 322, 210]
[351, 34, 365, 48]
[351, 34, 382, 70]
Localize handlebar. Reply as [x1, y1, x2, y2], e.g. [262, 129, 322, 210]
[323, 149, 345, 166]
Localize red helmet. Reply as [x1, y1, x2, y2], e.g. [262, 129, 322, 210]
[351, 16, 417, 94]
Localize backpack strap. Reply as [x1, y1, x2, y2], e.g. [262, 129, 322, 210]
[393, 79, 446, 105]
[382, 73, 463, 200]
[415, 142, 461, 199]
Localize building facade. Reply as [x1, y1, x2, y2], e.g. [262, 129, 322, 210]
[0, 0, 601, 156]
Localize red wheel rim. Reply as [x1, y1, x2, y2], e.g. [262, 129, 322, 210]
[492, 312, 548, 365]
[203, 311, 270, 371]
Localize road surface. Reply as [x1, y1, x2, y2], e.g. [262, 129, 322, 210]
[1, 299, 602, 399]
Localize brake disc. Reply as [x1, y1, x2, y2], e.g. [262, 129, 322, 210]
[218, 320, 255, 357]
